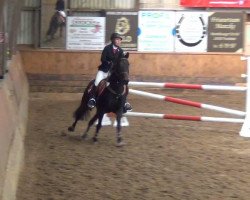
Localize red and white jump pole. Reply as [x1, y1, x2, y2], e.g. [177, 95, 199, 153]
[129, 82, 246, 91]
[124, 112, 244, 123]
[129, 89, 246, 117]
[127, 57, 250, 137]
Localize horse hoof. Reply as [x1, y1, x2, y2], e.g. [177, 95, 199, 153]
[116, 141, 126, 147]
[92, 137, 98, 144]
[68, 126, 74, 132]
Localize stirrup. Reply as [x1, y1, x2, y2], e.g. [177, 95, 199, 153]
[87, 98, 96, 108]
[124, 102, 132, 112]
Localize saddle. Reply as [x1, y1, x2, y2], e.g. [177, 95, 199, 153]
[87, 79, 108, 99]
[96, 79, 108, 97]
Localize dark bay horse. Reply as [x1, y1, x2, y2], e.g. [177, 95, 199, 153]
[46, 11, 65, 40]
[68, 53, 130, 146]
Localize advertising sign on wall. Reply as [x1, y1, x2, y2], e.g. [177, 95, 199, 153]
[180, 0, 250, 7]
[138, 11, 175, 52]
[106, 12, 138, 51]
[66, 17, 105, 50]
[207, 12, 243, 52]
[174, 12, 208, 52]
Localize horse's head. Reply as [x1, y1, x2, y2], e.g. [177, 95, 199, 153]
[111, 52, 130, 85]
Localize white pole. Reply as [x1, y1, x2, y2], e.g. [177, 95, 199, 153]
[129, 81, 246, 91]
[129, 89, 245, 117]
[240, 57, 250, 137]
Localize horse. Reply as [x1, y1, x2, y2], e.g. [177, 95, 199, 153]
[68, 53, 130, 146]
[46, 11, 65, 40]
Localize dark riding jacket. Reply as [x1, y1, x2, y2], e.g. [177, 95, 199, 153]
[98, 43, 124, 73]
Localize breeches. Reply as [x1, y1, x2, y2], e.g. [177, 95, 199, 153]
[94, 70, 109, 86]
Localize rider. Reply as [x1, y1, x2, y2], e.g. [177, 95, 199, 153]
[55, 0, 66, 22]
[87, 32, 132, 112]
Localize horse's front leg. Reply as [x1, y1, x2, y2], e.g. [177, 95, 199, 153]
[92, 113, 104, 143]
[116, 112, 125, 147]
[82, 114, 98, 140]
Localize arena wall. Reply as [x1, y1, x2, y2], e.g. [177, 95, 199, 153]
[0, 52, 29, 200]
[19, 48, 246, 91]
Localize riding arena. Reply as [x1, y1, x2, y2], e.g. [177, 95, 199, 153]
[10, 50, 250, 200]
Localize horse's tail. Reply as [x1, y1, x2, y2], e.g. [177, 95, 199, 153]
[73, 80, 95, 121]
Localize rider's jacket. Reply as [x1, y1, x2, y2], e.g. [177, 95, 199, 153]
[98, 43, 124, 73]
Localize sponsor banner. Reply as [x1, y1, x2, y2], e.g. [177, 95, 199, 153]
[138, 11, 175, 52]
[207, 12, 243, 52]
[180, 0, 250, 8]
[106, 12, 138, 51]
[40, 0, 66, 48]
[174, 12, 208, 52]
[66, 17, 105, 50]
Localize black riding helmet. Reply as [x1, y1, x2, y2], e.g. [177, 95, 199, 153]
[110, 33, 122, 41]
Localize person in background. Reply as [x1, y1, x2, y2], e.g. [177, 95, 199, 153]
[87, 32, 132, 112]
[55, 0, 66, 22]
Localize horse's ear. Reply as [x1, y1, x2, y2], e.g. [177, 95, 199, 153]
[124, 52, 129, 59]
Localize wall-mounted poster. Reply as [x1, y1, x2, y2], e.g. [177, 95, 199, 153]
[40, 0, 67, 48]
[138, 11, 175, 52]
[207, 12, 243, 52]
[180, 0, 250, 7]
[106, 12, 138, 51]
[174, 12, 208, 52]
[66, 17, 105, 50]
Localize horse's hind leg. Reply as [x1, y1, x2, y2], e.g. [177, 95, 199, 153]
[81, 114, 98, 139]
[92, 113, 104, 143]
[68, 119, 78, 132]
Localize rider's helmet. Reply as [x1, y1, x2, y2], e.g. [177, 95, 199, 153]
[110, 33, 122, 41]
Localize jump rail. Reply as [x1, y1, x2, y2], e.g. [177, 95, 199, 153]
[129, 82, 247, 91]
[129, 89, 246, 117]
[124, 112, 244, 123]
[124, 57, 250, 137]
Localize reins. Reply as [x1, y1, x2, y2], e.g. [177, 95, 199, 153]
[107, 85, 126, 97]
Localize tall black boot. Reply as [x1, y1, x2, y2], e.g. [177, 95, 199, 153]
[123, 85, 132, 113]
[87, 85, 97, 108]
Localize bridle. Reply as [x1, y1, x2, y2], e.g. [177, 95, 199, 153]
[113, 58, 129, 80]
[107, 57, 129, 97]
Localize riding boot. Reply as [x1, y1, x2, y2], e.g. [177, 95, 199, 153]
[123, 85, 132, 113]
[87, 85, 97, 108]
[124, 102, 132, 113]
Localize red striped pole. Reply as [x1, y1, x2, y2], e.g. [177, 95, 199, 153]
[129, 82, 246, 91]
[129, 89, 246, 117]
[124, 112, 244, 123]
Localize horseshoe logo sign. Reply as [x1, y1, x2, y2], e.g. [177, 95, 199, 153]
[175, 14, 207, 47]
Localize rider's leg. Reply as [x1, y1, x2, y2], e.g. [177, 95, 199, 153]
[124, 85, 132, 112]
[87, 70, 108, 108]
